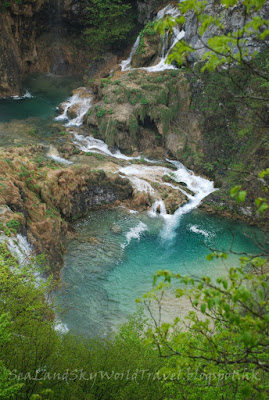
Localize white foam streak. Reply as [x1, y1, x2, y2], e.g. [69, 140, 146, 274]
[47, 146, 73, 165]
[121, 174, 155, 195]
[55, 94, 80, 121]
[122, 221, 148, 248]
[54, 320, 69, 334]
[12, 90, 34, 100]
[142, 30, 185, 73]
[189, 225, 209, 237]
[66, 96, 93, 127]
[119, 165, 171, 195]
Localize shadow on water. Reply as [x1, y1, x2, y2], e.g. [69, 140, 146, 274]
[0, 73, 82, 147]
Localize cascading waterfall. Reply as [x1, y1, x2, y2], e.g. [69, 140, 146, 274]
[54, 3, 215, 245]
[119, 161, 215, 239]
[120, 4, 184, 72]
[55, 91, 93, 127]
[73, 136, 215, 240]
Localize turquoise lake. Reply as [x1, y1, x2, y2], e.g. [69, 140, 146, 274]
[0, 74, 261, 337]
[56, 207, 260, 337]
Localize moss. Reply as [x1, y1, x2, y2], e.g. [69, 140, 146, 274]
[135, 21, 157, 56]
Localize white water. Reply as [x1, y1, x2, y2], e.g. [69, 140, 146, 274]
[73, 133, 156, 162]
[72, 134, 215, 242]
[142, 29, 185, 73]
[122, 221, 148, 248]
[158, 161, 215, 240]
[121, 36, 140, 71]
[118, 162, 215, 240]
[47, 145, 73, 165]
[11, 90, 34, 100]
[55, 90, 93, 127]
[120, 4, 183, 72]
[119, 164, 169, 195]
[148, 200, 167, 217]
[189, 225, 209, 237]
[0, 232, 69, 332]
[53, 3, 215, 243]
[0, 233, 32, 265]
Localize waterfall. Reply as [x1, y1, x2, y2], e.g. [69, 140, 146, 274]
[73, 133, 155, 162]
[121, 36, 140, 72]
[148, 200, 167, 217]
[47, 145, 73, 165]
[55, 91, 93, 127]
[72, 133, 215, 234]
[0, 233, 32, 266]
[158, 160, 216, 240]
[120, 4, 184, 72]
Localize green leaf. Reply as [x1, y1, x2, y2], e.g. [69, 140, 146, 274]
[200, 303, 206, 313]
[237, 190, 246, 203]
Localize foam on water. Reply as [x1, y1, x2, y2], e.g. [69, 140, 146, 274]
[47, 146, 73, 165]
[54, 320, 70, 334]
[11, 90, 34, 100]
[189, 225, 209, 237]
[119, 165, 170, 195]
[122, 221, 148, 248]
[142, 29, 185, 73]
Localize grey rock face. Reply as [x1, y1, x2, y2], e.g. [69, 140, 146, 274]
[183, 0, 269, 62]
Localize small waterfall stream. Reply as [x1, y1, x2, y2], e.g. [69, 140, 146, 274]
[120, 4, 184, 72]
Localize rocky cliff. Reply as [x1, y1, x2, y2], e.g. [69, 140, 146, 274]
[0, 0, 89, 97]
[0, 145, 132, 275]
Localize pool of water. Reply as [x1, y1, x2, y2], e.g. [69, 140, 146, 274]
[56, 208, 260, 337]
[0, 74, 82, 146]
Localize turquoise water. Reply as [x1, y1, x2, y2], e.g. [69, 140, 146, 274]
[57, 208, 260, 337]
[0, 74, 81, 146]
[0, 73, 261, 339]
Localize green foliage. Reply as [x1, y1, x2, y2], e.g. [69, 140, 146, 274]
[140, 97, 148, 105]
[139, 181, 269, 398]
[28, 129, 37, 136]
[0, 249, 166, 400]
[84, 0, 135, 50]
[160, 0, 269, 74]
[135, 21, 157, 56]
[6, 219, 20, 232]
[95, 106, 106, 118]
[0, 314, 22, 399]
